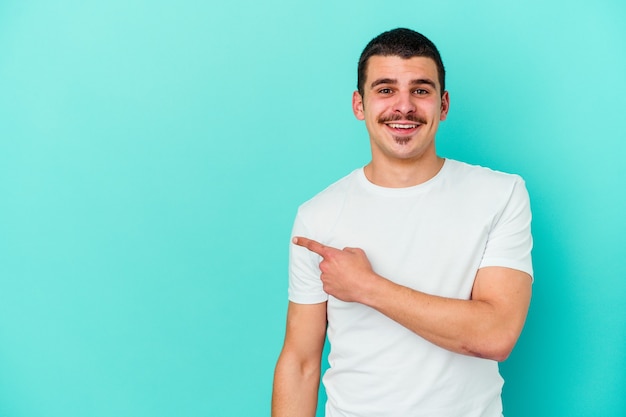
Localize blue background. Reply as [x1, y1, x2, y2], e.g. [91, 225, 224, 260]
[1, 1, 624, 416]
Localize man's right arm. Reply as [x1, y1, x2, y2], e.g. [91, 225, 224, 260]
[272, 301, 327, 417]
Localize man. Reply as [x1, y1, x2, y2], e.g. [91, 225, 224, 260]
[272, 28, 533, 417]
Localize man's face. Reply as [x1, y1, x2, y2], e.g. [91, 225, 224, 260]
[352, 55, 449, 164]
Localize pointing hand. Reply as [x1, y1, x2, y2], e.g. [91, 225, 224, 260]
[293, 236, 378, 303]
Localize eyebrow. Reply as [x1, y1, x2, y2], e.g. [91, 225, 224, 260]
[369, 78, 437, 90]
[370, 78, 397, 89]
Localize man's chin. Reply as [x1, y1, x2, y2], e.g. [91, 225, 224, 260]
[393, 136, 412, 145]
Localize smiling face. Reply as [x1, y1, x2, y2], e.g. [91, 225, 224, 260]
[353, 55, 450, 167]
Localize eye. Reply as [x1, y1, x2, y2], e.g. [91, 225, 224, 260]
[413, 89, 429, 95]
[378, 88, 393, 94]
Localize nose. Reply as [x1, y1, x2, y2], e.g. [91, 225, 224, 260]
[393, 91, 416, 114]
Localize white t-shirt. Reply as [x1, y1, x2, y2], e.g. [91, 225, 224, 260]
[288, 159, 533, 417]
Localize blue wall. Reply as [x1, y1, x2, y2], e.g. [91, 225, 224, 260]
[1, 1, 624, 416]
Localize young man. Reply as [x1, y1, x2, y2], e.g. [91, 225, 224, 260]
[272, 28, 533, 417]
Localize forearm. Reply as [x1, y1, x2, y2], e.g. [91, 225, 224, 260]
[360, 271, 529, 361]
[272, 354, 320, 417]
[290, 237, 531, 362]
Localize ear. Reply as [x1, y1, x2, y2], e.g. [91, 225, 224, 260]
[352, 91, 365, 120]
[439, 91, 450, 121]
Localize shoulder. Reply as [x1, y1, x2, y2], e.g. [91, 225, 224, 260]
[445, 159, 525, 186]
[441, 160, 530, 219]
[293, 169, 360, 237]
[444, 159, 527, 197]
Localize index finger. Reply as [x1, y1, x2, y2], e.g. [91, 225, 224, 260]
[292, 236, 329, 257]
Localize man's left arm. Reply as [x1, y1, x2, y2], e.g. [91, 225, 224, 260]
[293, 237, 531, 362]
[364, 265, 531, 361]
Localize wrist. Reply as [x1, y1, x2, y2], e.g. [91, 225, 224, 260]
[358, 272, 386, 306]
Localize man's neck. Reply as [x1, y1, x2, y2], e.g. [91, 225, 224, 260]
[363, 156, 445, 188]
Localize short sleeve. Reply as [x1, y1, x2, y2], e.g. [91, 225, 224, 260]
[287, 209, 329, 304]
[479, 177, 534, 278]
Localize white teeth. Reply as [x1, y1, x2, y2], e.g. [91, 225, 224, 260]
[388, 123, 417, 129]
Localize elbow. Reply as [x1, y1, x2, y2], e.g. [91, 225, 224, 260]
[489, 345, 513, 362]
[275, 351, 321, 381]
[491, 327, 524, 361]
[299, 359, 322, 380]
[487, 334, 517, 362]
[466, 332, 519, 362]
[466, 343, 513, 362]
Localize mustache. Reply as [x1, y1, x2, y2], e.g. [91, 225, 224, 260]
[378, 114, 427, 124]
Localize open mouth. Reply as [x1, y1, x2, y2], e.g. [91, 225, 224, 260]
[387, 123, 419, 129]
[384, 122, 421, 135]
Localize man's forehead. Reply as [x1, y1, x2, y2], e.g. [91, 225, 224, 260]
[364, 55, 439, 86]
